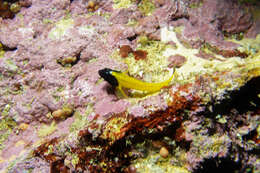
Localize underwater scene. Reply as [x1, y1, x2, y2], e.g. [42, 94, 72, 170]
[0, 0, 259, 172]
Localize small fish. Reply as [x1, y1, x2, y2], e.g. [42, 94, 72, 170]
[98, 68, 175, 97]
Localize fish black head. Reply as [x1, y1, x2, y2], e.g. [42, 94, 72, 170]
[98, 68, 119, 87]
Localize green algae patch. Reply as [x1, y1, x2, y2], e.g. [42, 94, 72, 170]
[228, 34, 260, 56]
[71, 153, 80, 168]
[127, 18, 138, 27]
[100, 116, 128, 143]
[113, 35, 173, 84]
[113, 0, 155, 15]
[240, 53, 260, 78]
[160, 27, 259, 85]
[191, 134, 231, 158]
[130, 138, 190, 173]
[0, 50, 4, 58]
[69, 112, 88, 132]
[113, 0, 133, 9]
[69, 105, 93, 132]
[174, 26, 185, 35]
[0, 117, 17, 151]
[1, 104, 11, 117]
[5, 58, 18, 72]
[189, 1, 203, 9]
[0, 43, 5, 58]
[138, 0, 155, 16]
[64, 152, 80, 169]
[48, 18, 74, 40]
[134, 152, 190, 173]
[112, 27, 258, 100]
[37, 121, 57, 138]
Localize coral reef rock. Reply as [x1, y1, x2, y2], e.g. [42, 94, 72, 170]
[0, 0, 259, 172]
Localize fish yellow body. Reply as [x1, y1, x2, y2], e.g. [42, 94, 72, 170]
[98, 68, 175, 97]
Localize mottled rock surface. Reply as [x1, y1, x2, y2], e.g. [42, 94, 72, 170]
[0, 0, 259, 172]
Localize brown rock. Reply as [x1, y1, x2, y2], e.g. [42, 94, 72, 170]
[19, 0, 32, 7]
[58, 56, 77, 66]
[148, 29, 161, 41]
[19, 123, 29, 131]
[159, 147, 169, 158]
[195, 49, 216, 60]
[168, 54, 187, 68]
[152, 140, 165, 149]
[52, 107, 74, 120]
[133, 50, 148, 60]
[178, 0, 253, 57]
[119, 45, 133, 58]
[135, 15, 159, 36]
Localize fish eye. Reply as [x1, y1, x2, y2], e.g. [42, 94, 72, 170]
[98, 68, 111, 77]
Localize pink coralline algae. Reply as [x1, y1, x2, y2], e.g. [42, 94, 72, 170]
[0, 0, 259, 172]
[94, 96, 130, 117]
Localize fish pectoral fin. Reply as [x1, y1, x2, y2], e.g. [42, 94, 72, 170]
[117, 85, 128, 98]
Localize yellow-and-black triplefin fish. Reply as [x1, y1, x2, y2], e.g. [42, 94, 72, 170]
[98, 68, 175, 97]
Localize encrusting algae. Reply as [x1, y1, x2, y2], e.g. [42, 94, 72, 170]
[1, 0, 260, 172]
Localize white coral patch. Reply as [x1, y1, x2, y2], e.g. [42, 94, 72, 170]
[18, 27, 34, 38]
[78, 80, 93, 97]
[48, 18, 74, 40]
[160, 27, 246, 82]
[78, 26, 96, 37]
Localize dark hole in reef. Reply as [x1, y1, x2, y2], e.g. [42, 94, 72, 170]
[3, 0, 19, 3]
[97, 122, 192, 173]
[206, 124, 217, 136]
[50, 159, 69, 173]
[74, 52, 81, 64]
[106, 120, 190, 160]
[0, 0, 23, 19]
[127, 34, 138, 42]
[1, 43, 17, 51]
[33, 32, 38, 39]
[212, 76, 260, 115]
[40, 108, 188, 172]
[171, 16, 189, 22]
[242, 129, 260, 146]
[193, 157, 242, 173]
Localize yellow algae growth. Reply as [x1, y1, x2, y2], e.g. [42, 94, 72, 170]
[113, 0, 133, 9]
[15, 140, 26, 147]
[134, 151, 190, 173]
[112, 36, 173, 84]
[160, 27, 258, 83]
[48, 18, 74, 40]
[37, 121, 57, 137]
[228, 34, 260, 56]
